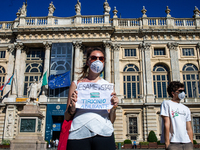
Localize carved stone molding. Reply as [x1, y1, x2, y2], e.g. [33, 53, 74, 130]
[43, 41, 52, 50]
[139, 42, 151, 51]
[7, 45, 15, 53]
[112, 43, 121, 51]
[14, 42, 24, 50]
[167, 42, 179, 50]
[103, 40, 112, 48]
[73, 40, 82, 49]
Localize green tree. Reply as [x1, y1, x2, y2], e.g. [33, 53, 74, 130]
[147, 130, 158, 142]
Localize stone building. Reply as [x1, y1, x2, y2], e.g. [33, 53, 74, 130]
[0, 0, 200, 144]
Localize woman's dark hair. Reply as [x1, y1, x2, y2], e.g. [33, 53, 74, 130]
[78, 47, 105, 80]
[167, 81, 184, 98]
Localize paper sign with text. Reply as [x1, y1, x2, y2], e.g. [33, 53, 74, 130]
[76, 82, 114, 110]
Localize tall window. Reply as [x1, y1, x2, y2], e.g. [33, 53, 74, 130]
[123, 64, 140, 98]
[182, 64, 200, 98]
[125, 49, 136, 57]
[153, 64, 169, 98]
[24, 48, 44, 96]
[0, 66, 5, 96]
[182, 48, 194, 56]
[127, 116, 138, 140]
[0, 51, 6, 58]
[154, 48, 165, 55]
[193, 117, 200, 139]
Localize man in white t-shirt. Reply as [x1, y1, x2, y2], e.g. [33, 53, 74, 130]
[160, 81, 193, 150]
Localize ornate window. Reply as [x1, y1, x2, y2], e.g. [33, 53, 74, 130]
[182, 48, 194, 56]
[24, 48, 44, 97]
[153, 64, 169, 98]
[182, 64, 200, 98]
[193, 117, 200, 139]
[125, 49, 136, 57]
[154, 48, 165, 55]
[0, 66, 6, 96]
[123, 64, 140, 99]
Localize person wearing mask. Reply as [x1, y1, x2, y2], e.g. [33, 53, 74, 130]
[65, 47, 119, 150]
[160, 81, 193, 150]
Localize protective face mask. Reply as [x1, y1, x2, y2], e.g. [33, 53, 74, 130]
[178, 92, 185, 100]
[89, 60, 104, 74]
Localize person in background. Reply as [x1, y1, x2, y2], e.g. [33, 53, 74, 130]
[133, 140, 137, 149]
[160, 81, 193, 150]
[65, 47, 119, 150]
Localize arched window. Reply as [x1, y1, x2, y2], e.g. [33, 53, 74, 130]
[0, 66, 6, 96]
[153, 64, 169, 98]
[123, 64, 140, 99]
[182, 64, 199, 98]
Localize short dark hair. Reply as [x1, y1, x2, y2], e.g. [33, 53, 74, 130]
[167, 81, 184, 98]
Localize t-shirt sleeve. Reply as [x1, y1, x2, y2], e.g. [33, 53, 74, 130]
[160, 101, 169, 117]
[186, 107, 191, 122]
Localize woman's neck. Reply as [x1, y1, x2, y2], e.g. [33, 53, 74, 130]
[86, 73, 100, 81]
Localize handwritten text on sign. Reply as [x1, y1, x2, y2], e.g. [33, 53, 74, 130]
[76, 82, 114, 110]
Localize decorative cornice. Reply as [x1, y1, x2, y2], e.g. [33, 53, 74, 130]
[167, 42, 179, 50]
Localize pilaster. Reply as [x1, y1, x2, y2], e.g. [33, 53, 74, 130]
[73, 41, 82, 80]
[140, 43, 154, 103]
[167, 42, 180, 81]
[12, 42, 24, 97]
[5, 45, 15, 95]
[113, 107, 123, 142]
[0, 106, 6, 143]
[103, 40, 112, 82]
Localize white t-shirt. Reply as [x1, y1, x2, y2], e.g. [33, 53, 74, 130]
[160, 100, 191, 143]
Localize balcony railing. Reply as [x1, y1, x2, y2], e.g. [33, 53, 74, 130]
[47, 97, 67, 103]
[121, 98, 143, 103]
[0, 15, 199, 31]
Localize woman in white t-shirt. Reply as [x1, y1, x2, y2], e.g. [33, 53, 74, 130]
[65, 47, 119, 150]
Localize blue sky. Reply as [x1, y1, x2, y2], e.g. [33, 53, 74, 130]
[0, 0, 199, 21]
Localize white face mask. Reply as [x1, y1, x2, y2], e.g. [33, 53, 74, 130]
[178, 92, 185, 100]
[89, 60, 104, 74]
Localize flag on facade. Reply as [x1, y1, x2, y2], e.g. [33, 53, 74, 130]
[42, 71, 48, 86]
[48, 71, 71, 89]
[0, 74, 14, 91]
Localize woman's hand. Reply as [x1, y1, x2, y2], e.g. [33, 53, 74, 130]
[111, 92, 119, 107]
[68, 90, 78, 115]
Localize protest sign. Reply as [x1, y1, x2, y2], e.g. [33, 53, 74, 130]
[76, 82, 114, 110]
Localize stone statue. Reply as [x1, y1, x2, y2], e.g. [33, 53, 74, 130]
[27, 79, 42, 103]
[103, 0, 111, 15]
[20, 2, 27, 17]
[48, 1, 56, 16]
[75, 0, 81, 15]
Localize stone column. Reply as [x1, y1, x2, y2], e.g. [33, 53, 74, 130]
[103, 41, 112, 82]
[43, 41, 52, 77]
[73, 41, 82, 80]
[12, 42, 24, 96]
[140, 43, 154, 103]
[167, 42, 180, 81]
[113, 44, 121, 95]
[5, 45, 15, 95]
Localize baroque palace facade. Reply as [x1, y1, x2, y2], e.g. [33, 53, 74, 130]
[0, 0, 200, 143]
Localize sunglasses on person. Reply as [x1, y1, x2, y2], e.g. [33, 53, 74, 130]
[176, 89, 185, 93]
[90, 56, 105, 63]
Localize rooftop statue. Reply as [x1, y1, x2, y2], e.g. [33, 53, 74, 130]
[103, 0, 111, 15]
[20, 2, 27, 17]
[27, 79, 42, 103]
[75, 0, 81, 15]
[48, 1, 56, 16]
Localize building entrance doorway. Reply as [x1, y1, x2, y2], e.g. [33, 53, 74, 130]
[52, 115, 64, 140]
